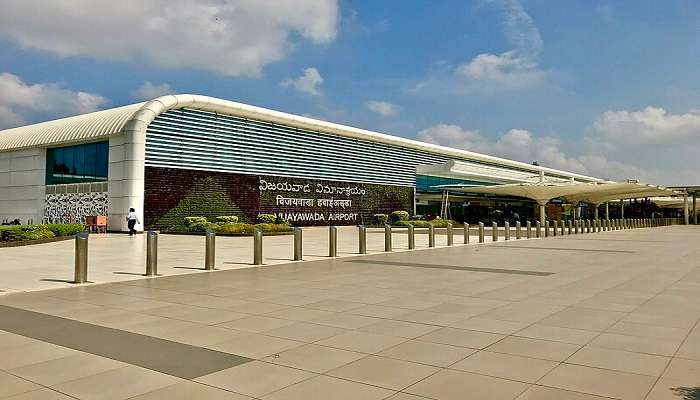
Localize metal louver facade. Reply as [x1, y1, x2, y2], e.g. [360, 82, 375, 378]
[145, 108, 529, 187]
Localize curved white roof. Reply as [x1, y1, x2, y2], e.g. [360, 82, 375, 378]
[0, 94, 603, 182]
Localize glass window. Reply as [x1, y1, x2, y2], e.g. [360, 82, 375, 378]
[46, 141, 109, 185]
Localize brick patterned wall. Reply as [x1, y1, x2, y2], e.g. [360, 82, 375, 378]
[144, 167, 414, 229]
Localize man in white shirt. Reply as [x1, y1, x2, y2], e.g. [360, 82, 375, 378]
[126, 208, 140, 236]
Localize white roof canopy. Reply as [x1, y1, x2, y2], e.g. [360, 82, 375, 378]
[440, 181, 679, 205]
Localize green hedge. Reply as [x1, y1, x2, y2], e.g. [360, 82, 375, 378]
[0, 223, 84, 242]
[393, 219, 455, 228]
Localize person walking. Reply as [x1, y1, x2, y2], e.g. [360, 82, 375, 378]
[126, 208, 140, 236]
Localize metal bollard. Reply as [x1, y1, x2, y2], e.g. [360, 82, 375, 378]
[574, 220, 579, 234]
[526, 221, 531, 238]
[384, 224, 392, 252]
[587, 220, 591, 233]
[536, 221, 541, 238]
[74, 231, 89, 284]
[293, 227, 303, 261]
[516, 221, 521, 239]
[408, 224, 415, 249]
[492, 222, 498, 242]
[561, 220, 565, 235]
[447, 223, 454, 246]
[479, 222, 485, 242]
[253, 228, 263, 265]
[504, 222, 510, 240]
[329, 226, 338, 257]
[552, 220, 558, 237]
[568, 220, 572, 235]
[544, 220, 549, 237]
[205, 229, 216, 270]
[146, 231, 158, 277]
[463, 223, 470, 244]
[358, 225, 367, 254]
[428, 224, 435, 247]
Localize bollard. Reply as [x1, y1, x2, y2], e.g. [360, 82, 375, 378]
[205, 229, 216, 270]
[568, 220, 572, 235]
[552, 220, 558, 237]
[73, 231, 88, 284]
[479, 222, 485, 243]
[516, 221, 521, 239]
[329, 226, 338, 257]
[384, 224, 392, 252]
[574, 220, 579, 234]
[463, 223, 470, 244]
[536, 221, 541, 238]
[428, 224, 436, 247]
[504, 222, 510, 240]
[293, 227, 303, 261]
[253, 228, 263, 265]
[544, 220, 549, 237]
[526, 221, 532, 239]
[560, 220, 565, 236]
[492, 222, 498, 242]
[587, 220, 591, 233]
[447, 223, 454, 246]
[408, 224, 415, 249]
[358, 225, 367, 254]
[146, 231, 158, 277]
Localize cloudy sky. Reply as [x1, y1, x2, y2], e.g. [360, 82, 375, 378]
[0, 0, 698, 185]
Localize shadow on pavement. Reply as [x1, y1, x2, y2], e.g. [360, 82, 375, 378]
[673, 387, 700, 400]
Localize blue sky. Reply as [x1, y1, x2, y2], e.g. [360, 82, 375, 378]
[0, 0, 698, 184]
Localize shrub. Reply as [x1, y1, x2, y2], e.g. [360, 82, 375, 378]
[212, 222, 292, 235]
[257, 214, 276, 224]
[0, 225, 24, 241]
[184, 216, 208, 226]
[373, 214, 388, 225]
[44, 223, 84, 237]
[390, 211, 410, 223]
[215, 216, 239, 223]
[21, 226, 55, 240]
[254, 223, 293, 233]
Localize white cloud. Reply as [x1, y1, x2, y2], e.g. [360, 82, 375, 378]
[281, 67, 324, 96]
[0, 1, 339, 77]
[489, 0, 543, 57]
[130, 81, 175, 100]
[365, 100, 400, 117]
[458, 51, 544, 88]
[594, 106, 700, 144]
[416, 123, 650, 181]
[0, 72, 107, 129]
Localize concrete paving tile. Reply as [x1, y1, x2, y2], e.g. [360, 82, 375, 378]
[195, 361, 315, 398]
[485, 336, 580, 362]
[622, 312, 699, 329]
[538, 363, 657, 400]
[538, 307, 626, 331]
[0, 388, 75, 400]
[226, 301, 290, 315]
[261, 375, 395, 400]
[590, 332, 683, 356]
[606, 321, 689, 341]
[406, 369, 529, 400]
[304, 299, 365, 312]
[128, 381, 254, 400]
[263, 307, 336, 322]
[384, 394, 433, 400]
[478, 303, 566, 324]
[514, 324, 597, 345]
[450, 317, 529, 335]
[145, 304, 248, 325]
[662, 357, 700, 382]
[316, 331, 408, 354]
[328, 355, 440, 390]
[378, 340, 476, 367]
[158, 325, 244, 346]
[217, 315, 296, 333]
[0, 342, 78, 370]
[262, 321, 346, 342]
[0, 332, 40, 351]
[417, 327, 504, 349]
[349, 304, 417, 319]
[52, 365, 182, 400]
[392, 310, 465, 326]
[676, 337, 700, 360]
[514, 385, 612, 400]
[9, 353, 126, 386]
[359, 320, 440, 339]
[263, 344, 365, 373]
[308, 313, 381, 329]
[451, 350, 558, 383]
[206, 332, 305, 359]
[566, 346, 670, 376]
[0, 371, 41, 398]
[645, 377, 700, 400]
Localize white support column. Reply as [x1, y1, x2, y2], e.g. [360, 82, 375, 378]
[593, 204, 599, 220]
[539, 203, 546, 226]
[693, 193, 697, 225]
[684, 193, 689, 225]
[620, 199, 625, 219]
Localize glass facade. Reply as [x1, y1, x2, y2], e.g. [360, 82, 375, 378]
[415, 174, 490, 193]
[45, 141, 109, 184]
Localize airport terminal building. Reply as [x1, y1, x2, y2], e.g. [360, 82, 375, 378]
[0, 94, 608, 231]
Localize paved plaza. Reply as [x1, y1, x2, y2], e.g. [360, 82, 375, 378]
[0, 225, 699, 399]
